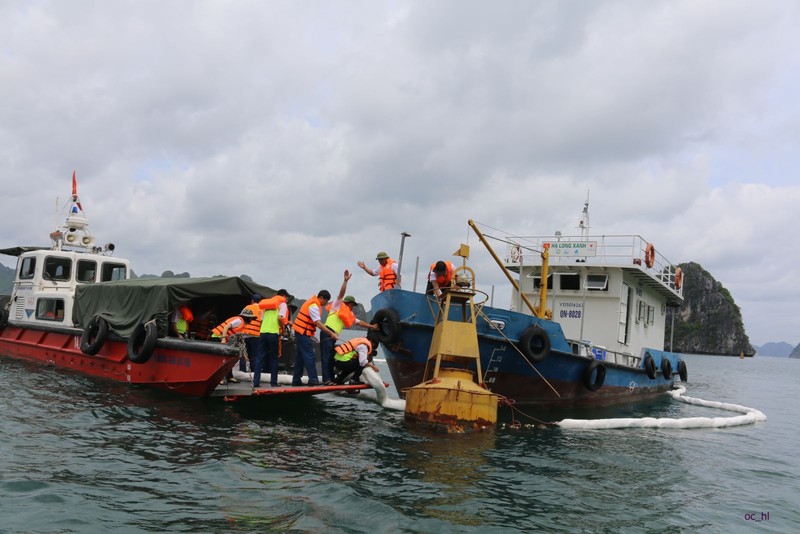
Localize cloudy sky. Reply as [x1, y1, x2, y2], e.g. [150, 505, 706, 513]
[2, 1, 798, 346]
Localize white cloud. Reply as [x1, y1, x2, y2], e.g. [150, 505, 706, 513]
[1, 0, 799, 346]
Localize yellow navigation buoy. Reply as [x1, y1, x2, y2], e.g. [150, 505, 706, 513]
[404, 247, 498, 433]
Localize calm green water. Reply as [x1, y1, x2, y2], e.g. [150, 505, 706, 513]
[0, 354, 797, 533]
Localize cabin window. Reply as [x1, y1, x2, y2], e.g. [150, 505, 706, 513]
[531, 274, 553, 290]
[19, 257, 36, 280]
[586, 274, 608, 291]
[101, 262, 127, 282]
[36, 298, 65, 322]
[44, 256, 72, 282]
[77, 260, 97, 283]
[559, 273, 580, 291]
[637, 300, 647, 324]
[647, 305, 655, 326]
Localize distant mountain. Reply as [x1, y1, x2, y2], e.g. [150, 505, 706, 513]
[754, 342, 795, 357]
[790, 344, 800, 359]
[0, 262, 13, 295]
[666, 262, 753, 356]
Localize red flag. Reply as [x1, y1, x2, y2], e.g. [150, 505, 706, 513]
[71, 171, 83, 211]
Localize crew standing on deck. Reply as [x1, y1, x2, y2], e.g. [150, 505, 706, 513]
[357, 251, 398, 291]
[291, 290, 336, 387]
[255, 289, 290, 388]
[241, 293, 263, 372]
[321, 270, 379, 384]
[426, 260, 454, 298]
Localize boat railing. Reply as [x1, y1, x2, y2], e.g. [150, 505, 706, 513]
[503, 233, 683, 296]
[569, 340, 642, 368]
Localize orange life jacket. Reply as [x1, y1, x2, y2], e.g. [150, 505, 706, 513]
[334, 337, 373, 360]
[379, 258, 397, 291]
[178, 305, 194, 323]
[325, 301, 356, 333]
[429, 261, 454, 287]
[292, 296, 322, 336]
[212, 316, 246, 338]
[242, 303, 262, 336]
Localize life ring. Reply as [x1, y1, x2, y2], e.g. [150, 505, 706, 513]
[582, 360, 606, 391]
[678, 360, 688, 382]
[661, 357, 673, 380]
[643, 353, 657, 380]
[674, 267, 683, 290]
[371, 308, 401, 345]
[518, 324, 551, 363]
[127, 322, 158, 364]
[80, 316, 109, 355]
[644, 243, 655, 268]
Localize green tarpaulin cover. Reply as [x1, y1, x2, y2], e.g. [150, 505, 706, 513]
[73, 276, 285, 338]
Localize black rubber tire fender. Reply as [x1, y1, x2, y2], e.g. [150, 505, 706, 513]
[371, 308, 401, 345]
[518, 324, 551, 363]
[127, 322, 158, 364]
[678, 360, 688, 382]
[582, 360, 606, 391]
[80, 316, 109, 355]
[643, 353, 657, 380]
[661, 357, 673, 380]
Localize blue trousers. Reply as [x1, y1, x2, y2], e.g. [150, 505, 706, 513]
[292, 333, 319, 385]
[257, 332, 280, 386]
[319, 330, 336, 383]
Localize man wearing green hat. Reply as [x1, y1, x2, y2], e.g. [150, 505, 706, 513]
[357, 251, 398, 292]
[321, 270, 379, 383]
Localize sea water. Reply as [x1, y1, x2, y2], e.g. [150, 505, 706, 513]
[0, 352, 797, 533]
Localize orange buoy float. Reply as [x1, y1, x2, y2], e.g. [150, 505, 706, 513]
[674, 267, 683, 289]
[644, 242, 655, 268]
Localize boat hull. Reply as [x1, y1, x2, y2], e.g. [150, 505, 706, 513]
[0, 324, 239, 397]
[371, 289, 683, 407]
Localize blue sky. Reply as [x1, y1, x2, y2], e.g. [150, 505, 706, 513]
[1, 0, 798, 347]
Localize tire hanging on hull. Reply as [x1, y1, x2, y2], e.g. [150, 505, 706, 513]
[644, 353, 657, 380]
[80, 316, 109, 355]
[582, 360, 606, 391]
[127, 322, 158, 364]
[371, 308, 401, 345]
[518, 325, 551, 363]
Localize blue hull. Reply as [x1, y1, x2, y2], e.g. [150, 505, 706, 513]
[370, 289, 684, 407]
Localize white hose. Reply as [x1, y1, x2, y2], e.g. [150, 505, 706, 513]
[356, 367, 406, 411]
[557, 386, 767, 430]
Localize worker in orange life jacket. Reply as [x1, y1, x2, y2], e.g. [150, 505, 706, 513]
[211, 308, 258, 383]
[291, 289, 335, 386]
[320, 270, 379, 384]
[357, 251, 398, 292]
[333, 337, 379, 385]
[240, 293, 263, 372]
[254, 289, 291, 388]
[426, 260, 454, 298]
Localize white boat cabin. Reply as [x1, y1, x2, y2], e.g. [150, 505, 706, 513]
[504, 233, 683, 362]
[10, 248, 130, 328]
[6, 189, 130, 329]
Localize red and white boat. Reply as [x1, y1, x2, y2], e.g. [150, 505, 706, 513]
[0, 173, 278, 397]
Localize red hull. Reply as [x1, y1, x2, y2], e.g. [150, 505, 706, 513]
[0, 325, 238, 397]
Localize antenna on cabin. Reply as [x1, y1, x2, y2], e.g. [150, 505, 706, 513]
[578, 191, 590, 238]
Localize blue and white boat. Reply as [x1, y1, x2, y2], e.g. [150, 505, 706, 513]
[369, 201, 687, 407]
